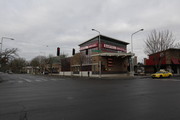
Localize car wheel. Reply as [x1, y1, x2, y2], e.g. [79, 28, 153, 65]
[160, 75, 163, 78]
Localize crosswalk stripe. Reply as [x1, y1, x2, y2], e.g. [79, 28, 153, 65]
[50, 79, 65, 81]
[8, 81, 15, 83]
[23, 79, 31, 82]
[41, 79, 48, 82]
[6, 78, 66, 84]
[18, 81, 24, 83]
[35, 79, 42, 82]
[50, 79, 57, 81]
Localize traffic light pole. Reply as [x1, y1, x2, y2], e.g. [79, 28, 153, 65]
[92, 29, 101, 78]
[98, 34, 101, 78]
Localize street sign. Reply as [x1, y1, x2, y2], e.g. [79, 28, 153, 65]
[92, 50, 102, 53]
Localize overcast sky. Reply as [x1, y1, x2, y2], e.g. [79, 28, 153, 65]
[0, 0, 180, 62]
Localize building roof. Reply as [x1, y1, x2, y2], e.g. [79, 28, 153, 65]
[79, 35, 129, 46]
[50, 56, 61, 64]
[148, 48, 180, 56]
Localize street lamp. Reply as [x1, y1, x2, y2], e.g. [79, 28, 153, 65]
[92, 29, 101, 78]
[1, 37, 14, 52]
[92, 29, 101, 50]
[130, 29, 144, 76]
[131, 29, 144, 53]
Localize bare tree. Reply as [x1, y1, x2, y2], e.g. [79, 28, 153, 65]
[30, 55, 47, 74]
[71, 52, 86, 76]
[79, 53, 86, 77]
[0, 48, 19, 72]
[174, 42, 180, 48]
[46, 54, 54, 75]
[61, 57, 71, 71]
[0, 48, 18, 59]
[144, 30, 177, 71]
[144, 30, 176, 55]
[9, 58, 27, 73]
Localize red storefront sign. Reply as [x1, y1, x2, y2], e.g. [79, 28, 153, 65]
[80, 43, 98, 50]
[80, 43, 126, 52]
[103, 43, 126, 52]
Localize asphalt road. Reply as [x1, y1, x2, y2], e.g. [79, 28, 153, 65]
[0, 73, 180, 120]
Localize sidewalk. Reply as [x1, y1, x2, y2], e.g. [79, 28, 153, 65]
[50, 73, 137, 80]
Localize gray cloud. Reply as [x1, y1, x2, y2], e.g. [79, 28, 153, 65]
[0, 0, 180, 62]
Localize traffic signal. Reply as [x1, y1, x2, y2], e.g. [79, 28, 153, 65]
[86, 49, 88, 55]
[72, 48, 75, 55]
[57, 47, 60, 56]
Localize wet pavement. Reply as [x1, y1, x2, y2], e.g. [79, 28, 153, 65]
[1, 73, 180, 120]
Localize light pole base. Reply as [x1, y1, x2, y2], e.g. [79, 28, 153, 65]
[130, 71, 134, 77]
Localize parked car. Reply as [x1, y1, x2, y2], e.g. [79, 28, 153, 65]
[6, 70, 13, 74]
[43, 71, 49, 75]
[151, 70, 173, 78]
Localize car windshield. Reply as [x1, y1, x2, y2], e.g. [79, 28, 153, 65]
[156, 71, 164, 73]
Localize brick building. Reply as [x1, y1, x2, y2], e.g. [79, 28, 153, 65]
[71, 35, 133, 76]
[144, 48, 180, 74]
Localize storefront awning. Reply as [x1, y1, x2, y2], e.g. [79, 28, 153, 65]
[91, 52, 134, 57]
[171, 58, 180, 64]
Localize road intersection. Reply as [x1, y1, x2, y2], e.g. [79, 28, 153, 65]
[1, 73, 180, 120]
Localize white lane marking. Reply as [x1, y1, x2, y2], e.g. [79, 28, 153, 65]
[23, 78, 31, 83]
[18, 81, 24, 83]
[51, 78, 65, 81]
[8, 80, 16, 83]
[35, 79, 42, 82]
[50, 79, 57, 81]
[41, 79, 48, 82]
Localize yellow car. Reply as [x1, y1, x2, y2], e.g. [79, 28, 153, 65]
[151, 70, 173, 78]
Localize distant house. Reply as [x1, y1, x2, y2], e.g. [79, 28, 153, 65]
[23, 66, 34, 74]
[23, 66, 40, 74]
[144, 48, 180, 74]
